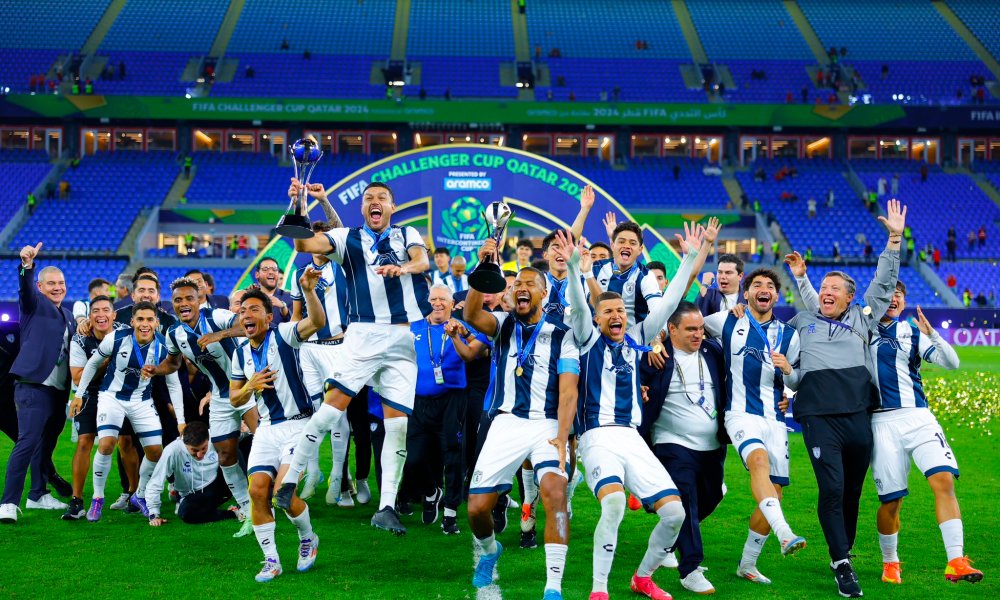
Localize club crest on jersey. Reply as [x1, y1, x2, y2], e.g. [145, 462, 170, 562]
[807, 324, 816, 334]
[812, 446, 821, 459]
[735, 345, 770, 364]
[182, 461, 192, 473]
[874, 478, 883, 491]
[472, 470, 483, 484]
[734, 430, 745, 442]
[625, 282, 635, 295]
[591, 466, 601, 480]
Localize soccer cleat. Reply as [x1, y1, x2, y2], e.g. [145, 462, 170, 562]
[832, 561, 863, 598]
[297, 534, 319, 572]
[255, 558, 282, 582]
[543, 589, 563, 600]
[129, 493, 149, 517]
[0, 503, 21, 524]
[124, 498, 142, 514]
[86, 498, 104, 522]
[881, 561, 902, 584]
[62, 498, 86, 521]
[234, 515, 255, 538]
[662, 551, 679, 569]
[780, 535, 807, 556]
[300, 471, 320, 501]
[567, 469, 583, 520]
[589, 593, 610, 600]
[520, 528, 538, 549]
[337, 493, 355, 508]
[273, 482, 296, 511]
[520, 498, 537, 532]
[423, 487, 442, 525]
[492, 493, 510, 534]
[736, 563, 772, 585]
[325, 476, 342, 505]
[371, 506, 407, 535]
[396, 499, 414, 516]
[472, 541, 503, 588]
[442, 515, 460, 535]
[109, 492, 131, 510]
[628, 493, 642, 511]
[26, 492, 68, 510]
[630, 572, 673, 600]
[48, 472, 73, 498]
[680, 569, 715, 594]
[356, 480, 371, 504]
[944, 556, 983, 583]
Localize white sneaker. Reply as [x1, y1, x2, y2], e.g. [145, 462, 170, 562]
[325, 476, 343, 505]
[26, 493, 68, 510]
[337, 493, 355, 508]
[109, 492, 131, 510]
[662, 551, 679, 568]
[680, 569, 716, 594]
[356, 480, 371, 505]
[0, 503, 20, 523]
[301, 471, 320, 501]
[255, 558, 282, 582]
[736, 562, 772, 585]
[297, 534, 319, 572]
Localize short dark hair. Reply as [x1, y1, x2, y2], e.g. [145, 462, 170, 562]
[202, 272, 216, 291]
[182, 421, 210, 446]
[541, 230, 572, 253]
[132, 300, 158, 317]
[88, 278, 111, 293]
[311, 220, 331, 233]
[134, 274, 160, 291]
[611, 221, 643, 246]
[170, 277, 201, 294]
[668, 301, 701, 328]
[502, 269, 518, 277]
[516, 239, 533, 250]
[530, 260, 550, 273]
[895, 280, 907, 296]
[256, 257, 279, 273]
[433, 247, 451, 256]
[517, 266, 547, 288]
[183, 269, 202, 279]
[717, 253, 745, 274]
[742, 268, 782, 294]
[240, 288, 273, 314]
[132, 267, 158, 284]
[363, 181, 394, 201]
[589, 241, 612, 255]
[90, 295, 114, 311]
[646, 261, 666, 274]
[595, 291, 623, 307]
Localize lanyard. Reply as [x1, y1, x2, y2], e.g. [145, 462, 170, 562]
[514, 314, 546, 372]
[746, 313, 781, 354]
[426, 322, 447, 367]
[363, 225, 390, 252]
[250, 330, 271, 373]
[131, 335, 160, 368]
[603, 334, 652, 367]
[674, 352, 715, 418]
[816, 313, 867, 344]
[546, 274, 567, 306]
[181, 312, 210, 338]
[612, 262, 635, 279]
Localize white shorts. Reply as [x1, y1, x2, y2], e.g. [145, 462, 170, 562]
[579, 426, 678, 504]
[725, 411, 791, 486]
[326, 322, 417, 414]
[247, 419, 308, 479]
[95, 394, 163, 447]
[209, 394, 251, 444]
[299, 340, 346, 409]
[469, 413, 567, 494]
[871, 408, 959, 502]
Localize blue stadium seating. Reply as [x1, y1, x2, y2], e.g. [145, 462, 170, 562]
[227, 0, 396, 55]
[416, 56, 517, 98]
[937, 260, 999, 304]
[10, 152, 180, 252]
[100, 0, 227, 52]
[407, 0, 513, 56]
[947, 0, 1000, 63]
[687, 0, 812, 60]
[0, 257, 128, 302]
[0, 0, 110, 50]
[559, 156, 730, 209]
[89, 51, 197, 96]
[154, 267, 246, 296]
[0, 48, 63, 93]
[805, 264, 946, 307]
[210, 53, 384, 99]
[538, 58, 707, 102]
[723, 60, 818, 103]
[851, 60, 992, 105]
[0, 150, 54, 231]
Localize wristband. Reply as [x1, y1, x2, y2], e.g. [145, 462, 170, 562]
[583, 271, 595, 280]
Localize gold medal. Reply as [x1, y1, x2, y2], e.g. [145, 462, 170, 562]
[651, 343, 664, 355]
[862, 306, 872, 316]
[516, 366, 524, 377]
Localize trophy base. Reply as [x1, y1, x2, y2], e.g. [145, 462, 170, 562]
[469, 263, 507, 294]
[276, 214, 314, 240]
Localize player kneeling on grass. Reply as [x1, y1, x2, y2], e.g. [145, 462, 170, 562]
[229, 269, 326, 582]
[145, 422, 238, 526]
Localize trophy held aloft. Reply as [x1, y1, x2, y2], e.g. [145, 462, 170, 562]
[468, 201, 515, 294]
[276, 137, 323, 239]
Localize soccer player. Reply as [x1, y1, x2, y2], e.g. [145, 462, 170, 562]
[646, 261, 667, 293]
[444, 255, 469, 294]
[73, 301, 186, 522]
[229, 269, 325, 582]
[592, 221, 662, 325]
[431, 247, 451, 287]
[463, 237, 580, 600]
[701, 268, 807, 585]
[142, 278, 254, 537]
[784, 199, 907, 598]
[556, 219, 714, 600]
[588, 242, 612, 263]
[697, 254, 745, 315]
[72, 278, 112, 325]
[502, 239, 534, 273]
[275, 179, 431, 537]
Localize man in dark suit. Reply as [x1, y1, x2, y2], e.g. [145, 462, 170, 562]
[696, 253, 746, 316]
[1, 243, 75, 523]
[201, 271, 232, 310]
[639, 301, 729, 594]
[253, 257, 292, 323]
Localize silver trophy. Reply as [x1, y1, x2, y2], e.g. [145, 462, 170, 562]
[469, 201, 515, 293]
[276, 137, 323, 239]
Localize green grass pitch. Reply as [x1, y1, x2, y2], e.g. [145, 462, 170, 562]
[0, 347, 996, 599]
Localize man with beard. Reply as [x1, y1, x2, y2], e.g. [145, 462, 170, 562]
[254, 258, 292, 323]
[697, 254, 746, 315]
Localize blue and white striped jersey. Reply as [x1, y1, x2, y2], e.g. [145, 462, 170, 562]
[542, 273, 592, 323]
[872, 321, 959, 411]
[323, 225, 431, 324]
[703, 311, 800, 422]
[571, 251, 699, 432]
[486, 311, 579, 420]
[165, 308, 241, 401]
[442, 272, 469, 295]
[290, 260, 349, 340]
[592, 259, 662, 324]
[231, 322, 311, 425]
[95, 329, 173, 402]
[431, 268, 450, 288]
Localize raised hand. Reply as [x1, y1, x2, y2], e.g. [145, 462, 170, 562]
[602, 211, 618, 240]
[19, 242, 42, 267]
[298, 265, 322, 291]
[551, 229, 576, 264]
[784, 251, 806, 277]
[703, 216, 721, 243]
[580, 184, 595, 210]
[477, 238, 498, 264]
[578, 239, 593, 273]
[878, 198, 907, 236]
[288, 178, 302, 200]
[305, 183, 328, 202]
[701, 272, 715, 287]
[675, 221, 704, 255]
[914, 306, 934, 335]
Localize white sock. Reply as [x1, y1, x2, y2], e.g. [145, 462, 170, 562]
[137, 456, 156, 496]
[544, 543, 568, 592]
[306, 455, 320, 481]
[592, 492, 626, 594]
[741, 529, 769, 567]
[940, 518, 964, 561]
[253, 521, 279, 560]
[522, 468, 538, 505]
[444, 507, 457, 518]
[379, 416, 407, 510]
[758, 497, 794, 541]
[329, 416, 349, 481]
[92, 452, 112, 499]
[281, 404, 344, 485]
[832, 558, 850, 568]
[879, 532, 899, 563]
[221, 463, 250, 510]
[637, 500, 685, 578]
[476, 533, 498, 555]
[286, 505, 314, 541]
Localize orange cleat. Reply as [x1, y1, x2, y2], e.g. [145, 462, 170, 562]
[627, 494, 642, 511]
[881, 561, 902, 584]
[945, 556, 983, 583]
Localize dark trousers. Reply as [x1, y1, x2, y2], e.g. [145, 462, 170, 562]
[177, 471, 235, 524]
[654, 443, 727, 578]
[347, 387, 372, 481]
[2, 382, 65, 504]
[0, 378, 18, 443]
[404, 390, 465, 509]
[800, 412, 873, 562]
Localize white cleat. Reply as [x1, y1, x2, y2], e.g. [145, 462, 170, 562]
[108, 492, 131, 510]
[26, 493, 68, 510]
[300, 471, 320, 501]
[662, 551, 679, 569]
[681, 568, 716, 594]
[297, 534, 319, 572]
[736, 563, 772, 585]
[325, 476, 342, 506]
[356, 480, 371, 505]
[337, 493, 355, 508]
[255, 558, 282, 582]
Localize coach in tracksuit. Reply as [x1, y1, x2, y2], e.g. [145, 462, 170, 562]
[786, 199, 906, 598]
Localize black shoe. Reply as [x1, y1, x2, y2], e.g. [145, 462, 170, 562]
[371, 506, 407, 536]
[492, 493, 510, 534]
[833, 561, 863, 598]
[48, 473, 73, 498]
[442, 515, 460, 535]
[123, 498, 141, 514]
[422, 488, 442, 525]
[396, 499, 414, 516]
[273, 483, 296, 512]
[61, 497, 85, 521]
[519, 528, 538, 549]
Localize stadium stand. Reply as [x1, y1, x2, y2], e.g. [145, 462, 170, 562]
[0, 257, 128, 302]
[560, 156, 731, 209]
[0, 150, 54, 230]
[407, 0, 513, 56]
[154, 267, 246, 297]
[949, 0, 1000, 62]
[0, 0, 110, 50]
[209, 53, 384, 99]
[938, 260, 1000, 305]
[687, 0, 812, 60]
[99, 0, 228, 52]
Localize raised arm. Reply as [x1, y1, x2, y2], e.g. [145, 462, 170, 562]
[785, 251, 819, 313]
[463, 239, 501, 338]
[555, 231, 597, 347]
[293, 267, 326, 341]
[569, 184, 595, 240]
[913, 306, 959, 370]
[864, 199, 905, 325]
[299, 179, 343, 228]
[17, 242, 43, 314]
